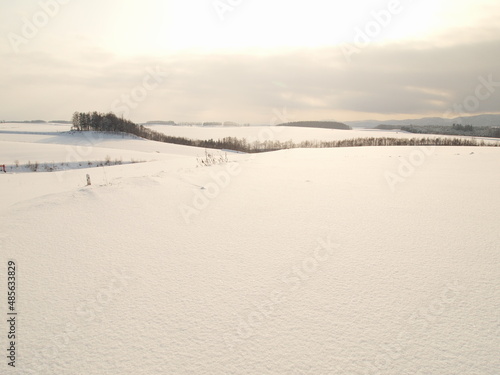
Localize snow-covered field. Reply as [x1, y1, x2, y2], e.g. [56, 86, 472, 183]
[144, 123, 500, 145]
[0, 123, 499, 374]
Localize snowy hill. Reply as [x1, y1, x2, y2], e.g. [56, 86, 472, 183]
[143, 123, 500, 146]
[1, 123, 499, 374]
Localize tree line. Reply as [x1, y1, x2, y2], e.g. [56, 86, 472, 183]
[71, 112, 499, 153]
[401, 124, 500, 138]
[72, 112, 139, 133]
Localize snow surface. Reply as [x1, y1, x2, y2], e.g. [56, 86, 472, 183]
[0, 125, 499, 374]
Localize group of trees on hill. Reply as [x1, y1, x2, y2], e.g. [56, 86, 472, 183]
[72, 112, 138, 133]
[71, 112, 499, 153]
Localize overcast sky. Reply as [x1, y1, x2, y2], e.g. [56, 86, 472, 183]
[1, 0, 500, 124]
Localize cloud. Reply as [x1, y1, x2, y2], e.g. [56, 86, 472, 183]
[1, 38, 499, 122]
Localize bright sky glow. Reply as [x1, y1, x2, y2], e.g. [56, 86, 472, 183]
[1, 0, 499, 123]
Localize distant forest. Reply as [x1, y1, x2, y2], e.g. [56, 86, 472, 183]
[71, 112, 499, 153]
[278, 121, 351, 130]
[376, 124, 500, 138]
[1, 120, 71, 124]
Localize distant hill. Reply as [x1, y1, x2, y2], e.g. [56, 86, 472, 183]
[145, 121, 176, 125]
[277, 121, 351, 130]
[3, 120, 47, 124]
[346, 114, 500, 129]
[50, 120, 72, 124]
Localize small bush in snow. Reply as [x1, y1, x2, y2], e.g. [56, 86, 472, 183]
[197, 149, 228, 167]
[28, 161, 39, 172]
